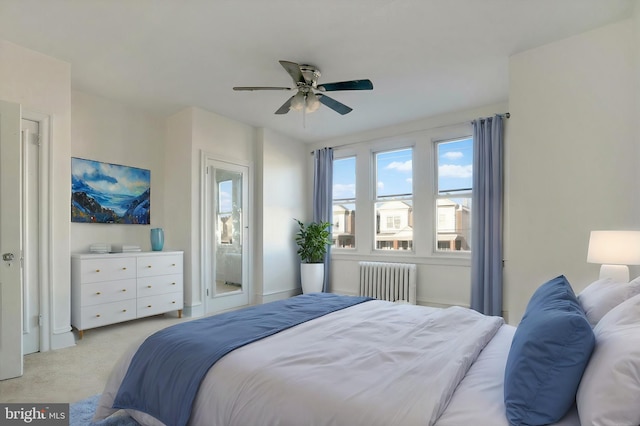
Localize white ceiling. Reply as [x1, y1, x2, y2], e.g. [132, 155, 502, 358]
[0, 0, 634, 143]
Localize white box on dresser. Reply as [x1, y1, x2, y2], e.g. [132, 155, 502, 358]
[71, 251, 183, 338]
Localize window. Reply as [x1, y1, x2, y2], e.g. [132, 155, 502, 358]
[435, 138, 472, 252]
[218, 180, 233, 244]
[374, 148, 413, 251]
[332, 156, 356, 248]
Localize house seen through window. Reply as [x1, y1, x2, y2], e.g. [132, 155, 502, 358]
[375, 148, 413, 251]
[436, 138, 473, 252]
[332, 156, 356, 248]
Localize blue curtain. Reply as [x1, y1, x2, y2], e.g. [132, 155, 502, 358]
[470, 115, 504, 316]
[313, 147, 333, 292]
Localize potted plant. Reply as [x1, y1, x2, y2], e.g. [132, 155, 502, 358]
[294, 219, 332, 293]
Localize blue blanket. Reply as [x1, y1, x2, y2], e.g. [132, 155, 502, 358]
[113, 293, 372, 426]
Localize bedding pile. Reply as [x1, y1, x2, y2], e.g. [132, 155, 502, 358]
[95, 295, 503, 426]
[113, 293, 371, 426]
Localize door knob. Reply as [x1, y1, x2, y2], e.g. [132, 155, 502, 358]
[2, 253, 14, 262]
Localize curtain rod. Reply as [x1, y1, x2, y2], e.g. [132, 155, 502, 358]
[310, 112, 510, 155]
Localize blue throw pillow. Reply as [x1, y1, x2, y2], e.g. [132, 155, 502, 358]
[504, 275, 595, 426]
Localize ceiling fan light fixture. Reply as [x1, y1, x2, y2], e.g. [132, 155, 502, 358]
[235, 60, 372, 116]
[290, 91, 306, 111]
[305, 91, 321, 113]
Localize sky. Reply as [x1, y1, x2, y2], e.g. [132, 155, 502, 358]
[71, 158, 150, 197]
[333, 137, 473, 200]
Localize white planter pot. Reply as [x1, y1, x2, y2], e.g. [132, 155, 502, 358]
[300, 263, 324, 294]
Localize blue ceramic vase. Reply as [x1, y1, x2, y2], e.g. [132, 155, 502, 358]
[150, 228, 164, 251]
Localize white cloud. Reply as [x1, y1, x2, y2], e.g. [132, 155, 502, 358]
[386, 160, 412, 172]
[377, 181, 384, 191]
[333, 183, 356, 199]
[219, 191, 232, 211]
[439, 164, 472, 178]
[443, 151, 464, 160]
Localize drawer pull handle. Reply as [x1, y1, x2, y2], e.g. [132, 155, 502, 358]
[147, 305, 152, 308]
[96, 292, 101, 295]
[171, 282, 176, 285]
[148, 285, 152, 288]
[147, 265, 152, 268]
[122, 267, 127, 270]
[122, 289, 127, 292]
[96, 314, 101, 318]
[172, 301, 176, 304]
[172, 263, 176, 266]
[95, 269, 100, 273]
[122, 309, 127, 312]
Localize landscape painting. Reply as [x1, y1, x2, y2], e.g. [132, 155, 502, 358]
[71, 157, 150, 224]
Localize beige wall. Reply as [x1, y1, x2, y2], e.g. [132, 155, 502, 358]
[255, 128, 308, 302]
[315, 17, 640, 324]
[505, 18, 638, 323]
[313, 103, 507, 309]
[164, 108, 193, 308]
[70, 90, 166, 253]
[164, 107, 256, 316]
[0, 40, 74, 349]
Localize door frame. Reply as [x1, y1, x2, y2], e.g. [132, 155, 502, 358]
[200, 150, 252, 314]
[22, 110, 52, 352]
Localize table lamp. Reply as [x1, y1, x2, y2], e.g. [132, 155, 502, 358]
[587, 230, 640, 283]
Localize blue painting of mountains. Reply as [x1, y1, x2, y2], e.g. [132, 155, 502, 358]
[71, 157, 151, 224]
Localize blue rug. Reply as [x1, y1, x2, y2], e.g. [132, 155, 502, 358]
[70, 395, 139, 426]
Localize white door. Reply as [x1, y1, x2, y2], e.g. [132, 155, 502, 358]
[0, 100, 23, 380]
[203, 157, 250, 314]
[22, 118, 40, 355]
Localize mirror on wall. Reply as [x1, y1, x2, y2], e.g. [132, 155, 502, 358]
[203, 155, 250, 314]
[214, 169, 243, 295]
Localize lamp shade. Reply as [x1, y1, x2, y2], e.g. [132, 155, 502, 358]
[587, 231, 640, 265]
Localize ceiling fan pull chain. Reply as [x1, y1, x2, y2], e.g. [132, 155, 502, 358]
[303, 102, 307, 128]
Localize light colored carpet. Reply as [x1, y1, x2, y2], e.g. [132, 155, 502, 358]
[0, 314, 191, 403]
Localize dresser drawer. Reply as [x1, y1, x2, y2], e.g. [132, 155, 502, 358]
[137, 292, 183, 318]
[78, 257, 137, 283]
[137, 254, 183, 277]
[80, 279, 136, 307]
[78, 299, 137, 329]
[137, 274, 183, 297]
[71, 251, 184, 336]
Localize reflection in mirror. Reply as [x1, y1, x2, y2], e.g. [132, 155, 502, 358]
[214, 169, 243, 295]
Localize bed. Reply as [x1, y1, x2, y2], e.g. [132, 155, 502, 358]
[93, 275, 640, 426]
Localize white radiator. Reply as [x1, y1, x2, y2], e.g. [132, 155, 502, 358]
[358, 262, 417, 304]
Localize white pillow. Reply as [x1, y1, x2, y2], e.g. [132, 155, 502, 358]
[576, 293, 640, 425]
[577, 276, 640, 326]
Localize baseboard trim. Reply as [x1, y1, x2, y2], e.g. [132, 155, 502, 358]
[183, 303, 204, 318]
[260, 288, 302, 304]
[50, 330, 75, 350]
[330, 289, 466, 309]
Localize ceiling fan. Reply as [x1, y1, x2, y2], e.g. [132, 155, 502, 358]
[233, 60, 373, 115]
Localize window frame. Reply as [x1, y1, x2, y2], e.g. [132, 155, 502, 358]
[433, 136, 473, 255]
[331, 154, 358, 250]
[372, 146, 414, 253]
[327, 120, 473, 263]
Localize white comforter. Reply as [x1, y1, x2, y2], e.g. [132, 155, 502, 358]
[96, 300, 504, 426]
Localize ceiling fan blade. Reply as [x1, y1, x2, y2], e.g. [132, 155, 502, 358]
[233, 86, 292, 91]
[275, 96, 294, 114]
[279, 60, 305, 84]
[318, 94, 353, 115]
[318, 79, 373, 92]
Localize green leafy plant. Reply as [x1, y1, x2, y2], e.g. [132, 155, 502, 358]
[294, 219, 332, 263]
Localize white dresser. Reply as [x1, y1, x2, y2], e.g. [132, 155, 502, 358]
[71, 251, 183, 338]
